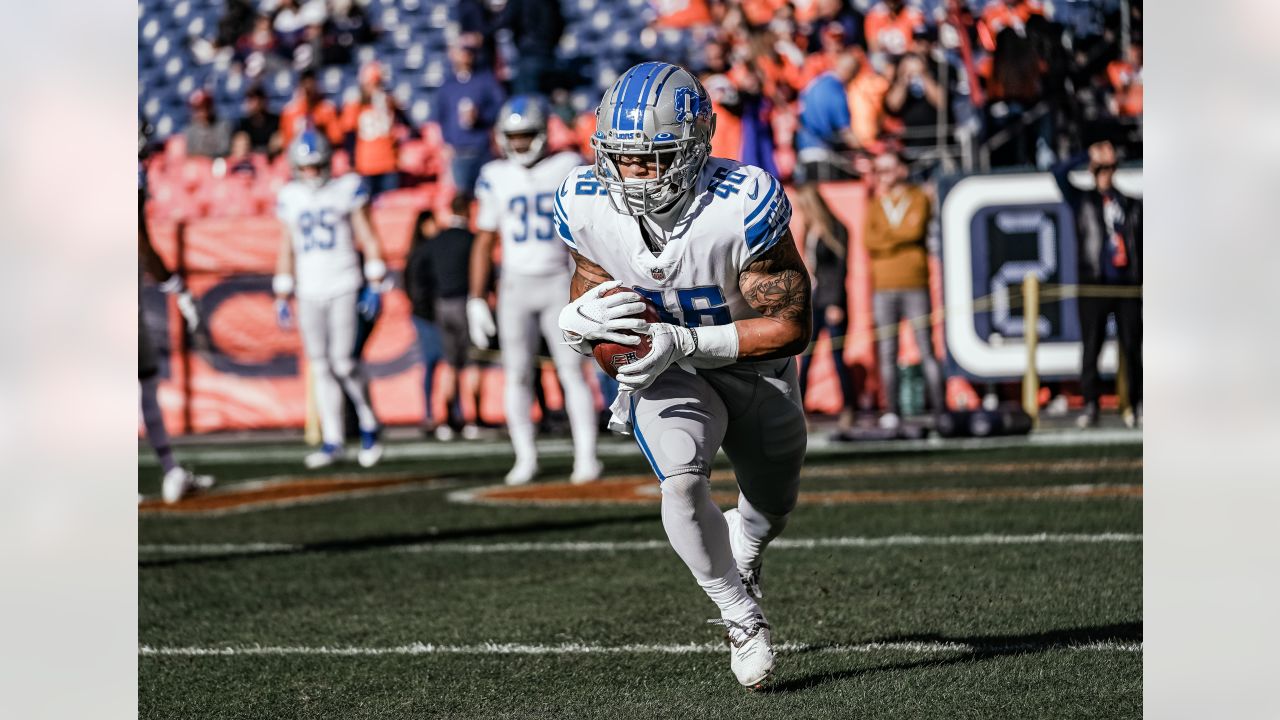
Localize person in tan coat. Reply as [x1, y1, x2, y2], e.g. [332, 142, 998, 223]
[864, 151, 945, 428]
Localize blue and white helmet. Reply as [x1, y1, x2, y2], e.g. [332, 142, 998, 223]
[289, 128, 332, 188]
[592, 62, 716, 217]
[495, 95, 549, 167]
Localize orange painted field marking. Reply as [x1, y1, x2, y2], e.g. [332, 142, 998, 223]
[138, 474, 435, 514]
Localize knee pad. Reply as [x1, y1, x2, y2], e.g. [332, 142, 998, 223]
[309, 357, 332, 377]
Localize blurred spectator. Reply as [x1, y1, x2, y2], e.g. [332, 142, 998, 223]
[798, 220, 856, 430]
[320, 0, 376, 67]
[279, 69, 343, 148]
[803, 0, 865, 51]
[796, 22, 851, 89]
[457, 0, 499, 70]
[500, 0, 566, 94]
[272, 0, 327, 56]
[883, 51, 946, 151]
[341, 62, 407, 199]
[984, 26, 1049, 167]
[403, 209, 445, 434]
[864, 151, 945, 428]
[235, 14, 281, 66]
[1051, 140, 1142, 429]
[864, 0, 925, 58]
[434, 40, 505, 195]
[1107, 42, 1142, 118]
[184, 90, 232, 158]
[216, 0, 258, 52]
[226, 133, 259, 177]
[794, 54, 861, 184]
[978, 0, 1046, 52]
[234, 86, 282, 157]
[846, 49, 890, 148]
[655, 0, 713, 28]
[405, 195, 482, 439]
[741, 0, 789, 29]
[727, 64, 780, 175]
[705, 73, 744, 161]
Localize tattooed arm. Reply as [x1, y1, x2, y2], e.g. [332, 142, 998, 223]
[568, 250, 614, 301]
[736, 231, 813, 361]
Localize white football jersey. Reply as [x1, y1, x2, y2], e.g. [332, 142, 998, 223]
[476, 151, 584, 279]
[554, 157, 793, 341]
[277, 174, 369, 300]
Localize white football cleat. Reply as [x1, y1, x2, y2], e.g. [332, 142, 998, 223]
[161, 466, 214, 504]
[569, 458, 603, 485]
[461, 424, 482, 440]
[434, 425, 456, 442]
[357, 429, 383, 468]
[305, 443, 345, 469]
[878, 412, 901, 430]
[710, 615, 775, 689]
[724, 508, 763, 599]
[504, 457, 538, 486]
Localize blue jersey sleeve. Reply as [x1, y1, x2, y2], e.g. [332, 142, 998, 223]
[553, 174, 577, 250]
[742, 172, 792, 257]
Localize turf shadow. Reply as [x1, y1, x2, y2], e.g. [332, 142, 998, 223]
[763, 621, 1142, 695]
[138, 511, 660, 570]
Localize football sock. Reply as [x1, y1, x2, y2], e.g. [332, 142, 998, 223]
[504, 372, 537, 464]
[140, 377, 178, 474]
[309, 358, 346, 446]
[734, 496, 789, 571]
[662, 472, 761, 624]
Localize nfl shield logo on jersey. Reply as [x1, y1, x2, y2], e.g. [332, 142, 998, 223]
[651, 268, 666, 280]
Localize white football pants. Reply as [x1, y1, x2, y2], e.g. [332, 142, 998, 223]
[298, 292, 379, 446]
[497, 270, 598, 470]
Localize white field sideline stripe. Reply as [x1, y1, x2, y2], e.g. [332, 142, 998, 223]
[139, 640, 1140, 657]
[138, 533, 1140, 556]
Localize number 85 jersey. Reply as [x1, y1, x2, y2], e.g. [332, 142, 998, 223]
[277, 174, 368, 300]
[475, 151, 585, 279]
[554, 157, 793, 352]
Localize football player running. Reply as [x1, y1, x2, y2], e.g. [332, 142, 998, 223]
[274, 129, 386, 469]
[138, 138, 215, 503]
[554, 63, 811, 689]
[468, 96, 602, 486]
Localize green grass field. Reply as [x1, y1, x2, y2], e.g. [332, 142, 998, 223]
[139, 433, 1142, 719]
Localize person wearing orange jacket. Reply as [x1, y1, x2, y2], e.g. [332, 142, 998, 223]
[279, 69, 344, 150]
[341, 62, 410, 198]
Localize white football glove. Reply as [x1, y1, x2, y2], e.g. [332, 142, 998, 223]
[467, 297, 496, 349]
[558, 280, 651, 356]
[615, 323, 697, 390]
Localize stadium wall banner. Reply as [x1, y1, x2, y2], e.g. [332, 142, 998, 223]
[938, 168, 1143, 381]
[142, 181, 977, 435]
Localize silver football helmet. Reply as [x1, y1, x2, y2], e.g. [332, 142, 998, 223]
[289, 128, 332, 188]
[495, 95, 549, 167]
[592, 62, 716, 217]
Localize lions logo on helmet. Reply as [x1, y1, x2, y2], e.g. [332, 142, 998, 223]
[495, 95, 549, 167]
[289, 129, 333, 189]
[591, 62, 716, 217]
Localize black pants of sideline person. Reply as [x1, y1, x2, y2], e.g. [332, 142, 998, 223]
[1079, 294, 1142, 407]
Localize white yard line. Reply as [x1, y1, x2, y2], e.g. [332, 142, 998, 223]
[139, 532, 1140, 556]
[139, 640, 1141, 657]
[140, 428, 1142, 466]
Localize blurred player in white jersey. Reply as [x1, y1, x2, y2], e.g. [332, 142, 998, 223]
[273, 129, 386, 469]
[467, 96, 601, 486]
[139, 133, 215, 503]
[554, 63, 812, 689]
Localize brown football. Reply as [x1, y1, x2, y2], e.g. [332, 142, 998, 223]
[591, 287, 662, 379]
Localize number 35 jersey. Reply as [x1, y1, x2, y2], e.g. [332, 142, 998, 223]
[475, 151, 585, 279]
[553, 157, 793, 347]
[277, 174, 369, 301]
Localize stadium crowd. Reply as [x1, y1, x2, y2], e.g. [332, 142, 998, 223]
[139, 0, 1143, 433]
